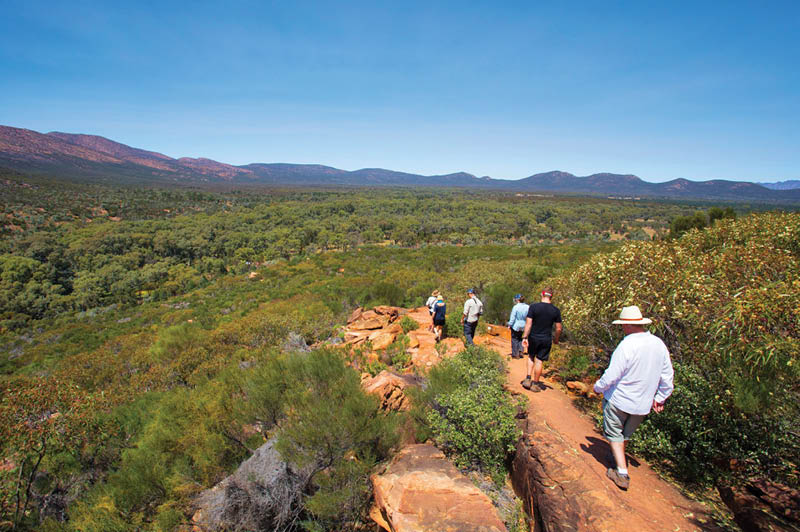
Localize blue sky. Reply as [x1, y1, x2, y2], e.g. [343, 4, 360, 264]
[1, 1, 798, 182]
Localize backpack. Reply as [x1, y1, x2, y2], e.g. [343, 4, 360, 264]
[475, 297, 484, 317]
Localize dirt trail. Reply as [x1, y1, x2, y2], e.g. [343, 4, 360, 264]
[477, 330, 719, 532]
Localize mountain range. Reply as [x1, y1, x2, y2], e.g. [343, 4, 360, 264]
[1, 125, 798, 202]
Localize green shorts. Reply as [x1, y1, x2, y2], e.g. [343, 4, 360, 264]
[602, 399, 645, 442]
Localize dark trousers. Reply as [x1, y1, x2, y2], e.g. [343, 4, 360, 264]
[463, 320, 478, 345]
[510, 329, 524, 358]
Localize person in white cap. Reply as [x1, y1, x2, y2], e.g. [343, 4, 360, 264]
[593, 305, 674, 490]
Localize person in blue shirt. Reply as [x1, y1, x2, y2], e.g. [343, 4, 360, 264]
[431, 297, 447, 341]
[507, 294, 529, 359]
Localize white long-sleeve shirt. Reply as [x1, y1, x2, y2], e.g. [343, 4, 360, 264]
[593, 331, 674, 415]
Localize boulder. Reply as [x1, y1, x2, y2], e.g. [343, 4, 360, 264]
[345, 331, 370, 345]
[385, 322, 404, 335]
[512, 428, 616, 531]
[347, 307, 364, 325]
[374, 306, 402, 320]
[407, 334, 420, 349]
[371, 444, 507, 532]
[566, 381, 589, 395]
[439, 337, 465, 357]
[192, 439, 310, 531]
[350, 316, 389, 330]
[371, 331, 397, 351]
[408, 331, 438, 368]
[719, 482, 800, 532]
[362, 371, 422, 412]
[486, 324, 512, 341]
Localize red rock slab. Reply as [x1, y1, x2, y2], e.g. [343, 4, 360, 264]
[362, 371, 422, 412]
[474, 334, 510, 354]
[344, 331, 370, 345]
[372, 444, 507, 532]
[374, 305, 404, 318]
[507, 355, 713, 532]
[350, 315, 389, 330]
[439, 337, 465, 357]
[486, 323, 512, 341]
[408, 330, 439, 369]
[347, 307, 364, 324]
[371, 331, 397, 351]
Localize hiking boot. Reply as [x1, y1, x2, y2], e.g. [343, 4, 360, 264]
[606, 468, 630, 490]
[521, 377, 532, 390]
[533, 381, 546, 390]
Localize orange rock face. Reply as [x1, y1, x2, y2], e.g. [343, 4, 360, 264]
[371, 331, 397, 351]
[486, 324, 512, 341]
[566, 381, 589, 394]
[371, 444, 508, 532]
[362, 371, 421, 411]
[438, 337, 465, 357]
[350, 316, 388, 330]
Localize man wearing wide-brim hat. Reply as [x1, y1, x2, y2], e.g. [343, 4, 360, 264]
[593, 306, 674, 490]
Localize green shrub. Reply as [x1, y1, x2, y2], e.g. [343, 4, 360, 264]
[269, 349, 399, 529]
[399, 315, 420, 333]
[553, 213, 800, 488]
[411, 346, 523, 483]
[627, 363, 799, 487]
[444, 310, 464, 340]
[559, 347, 594, 381]
[482, 283, 516, 324]
[386, 335, 411, 368]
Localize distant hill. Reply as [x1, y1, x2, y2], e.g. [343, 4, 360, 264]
[762, 180, 800, 190]
[1, 125, 798, 202]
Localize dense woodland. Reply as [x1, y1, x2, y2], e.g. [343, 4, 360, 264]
[0, 172, 797, 531]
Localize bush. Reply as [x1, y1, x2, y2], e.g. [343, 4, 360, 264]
[399, 315, 420, 333]
[482, 283, 516, 324]
[411, 346, 523, 483]
[559, 346, 595, 381]
[626, 363, 799, 487]
[269, 350, 399, 530]
[444, 310, 464, 341]
[552, 213, 800, 487]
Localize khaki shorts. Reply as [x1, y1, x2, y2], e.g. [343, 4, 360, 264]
[602, 399, 645, 442]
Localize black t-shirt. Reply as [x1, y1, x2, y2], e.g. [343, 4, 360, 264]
[526, 302, 562, 340]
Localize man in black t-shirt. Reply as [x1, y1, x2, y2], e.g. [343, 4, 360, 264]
[521, 287, 562, 392]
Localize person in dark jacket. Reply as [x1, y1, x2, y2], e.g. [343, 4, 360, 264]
[431, 297, 447, 341]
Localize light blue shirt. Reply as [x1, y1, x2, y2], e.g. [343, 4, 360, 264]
[507, 302, 529, 331]
[593, 331, 674, 415]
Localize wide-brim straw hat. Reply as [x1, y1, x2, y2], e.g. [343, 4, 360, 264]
[612, 305, 652, 325]
[432, 290, 441, 297]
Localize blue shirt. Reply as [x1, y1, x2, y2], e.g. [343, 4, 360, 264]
[507, 302, 530, 331]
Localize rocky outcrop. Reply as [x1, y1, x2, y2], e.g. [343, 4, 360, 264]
[512, 423, 619, 532]
[191, 439, 310, 532]
[486, 324, 512, 341]
[344, 306, 467, 372]
[719, 481, 800, 532]
[362, 371, 422, 412]
[371, 444, 507, 532]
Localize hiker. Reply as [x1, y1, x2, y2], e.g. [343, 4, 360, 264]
[507, 294, 529, 359]
[461, 288, 483, 346]
[426, 290, 440, 315]
[521, 287, 562, 392]
[593, 306, 674, 490]
[426, 290, 441, 331]
[431, 296, 447, 341]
